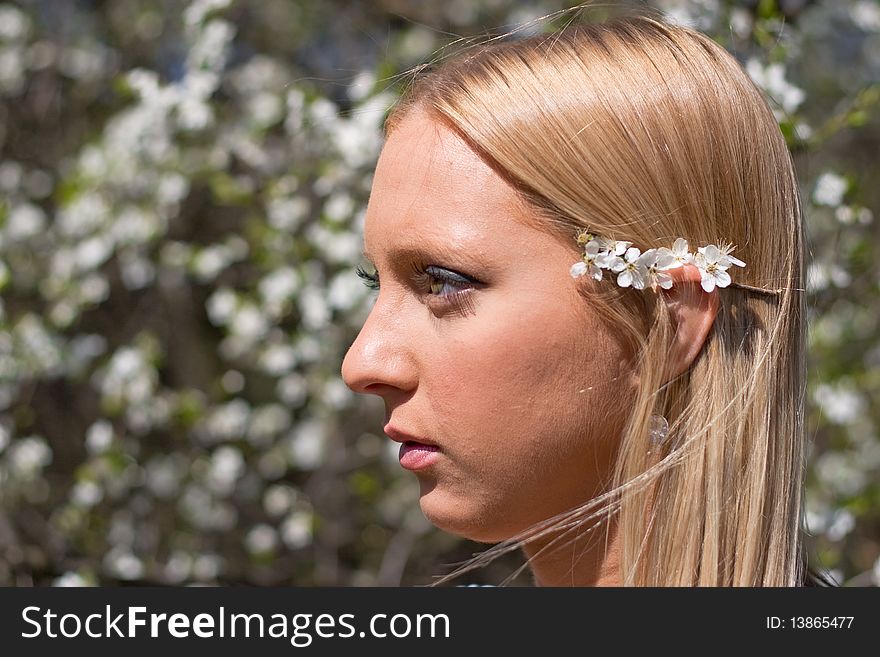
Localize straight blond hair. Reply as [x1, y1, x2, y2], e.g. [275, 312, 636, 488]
[387, 15, 817, 586]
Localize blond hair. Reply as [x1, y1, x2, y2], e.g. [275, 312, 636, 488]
[387, 15, 816, 586]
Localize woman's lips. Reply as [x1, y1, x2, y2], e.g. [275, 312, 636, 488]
[384, 425, 441, 470]
[398, 441, 441, 470]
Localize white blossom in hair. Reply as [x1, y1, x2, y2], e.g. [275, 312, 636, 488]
[692, 243, 746, 293]
[569, 230, 747, 293]
[569, 239, 610, 281]
[669, 237, 693, 266]
[639, 247, 680, 290]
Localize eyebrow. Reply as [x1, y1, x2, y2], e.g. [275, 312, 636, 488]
[361, 242, 481, 267]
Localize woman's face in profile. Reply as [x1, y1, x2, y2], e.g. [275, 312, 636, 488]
[341, 106, 636, 543]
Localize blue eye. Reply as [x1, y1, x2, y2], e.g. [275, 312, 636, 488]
[355, 262, 480, 316]
[424, 266, 471, 298]
[416, 265, 477, 315]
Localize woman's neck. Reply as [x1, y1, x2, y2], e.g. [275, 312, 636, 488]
[522, 517, 621, 587]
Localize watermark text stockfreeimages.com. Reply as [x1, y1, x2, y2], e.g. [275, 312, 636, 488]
[21, 605, 450, 647]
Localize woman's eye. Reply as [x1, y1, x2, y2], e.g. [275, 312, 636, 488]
[420, 266, 478, 315]
[355, 264, 380, 290]
[427, 270, 469, 297]
[355, 261, 479, 316]
[420, 265, 477, 298]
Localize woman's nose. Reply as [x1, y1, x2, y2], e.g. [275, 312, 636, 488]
[341, 304, 418, 397]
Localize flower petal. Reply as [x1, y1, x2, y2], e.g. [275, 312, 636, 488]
[570, 262, 588, 278]
[702, 244, 721, 262]
[624, 246, 641, 262]
[701, 275, 716, 293]
[714, 269, 732, 287]
[654, 252, 677, 269]
[655, 271, 673, 289]
[594, 253, 612, 269]
[608, 256, 626, 272]
[637, 248, 657, 265]
[672, 238, 689, 256]
[612, 240, 631, 255]
[630, 269, 646, 289]
[617, 270, 632, 287]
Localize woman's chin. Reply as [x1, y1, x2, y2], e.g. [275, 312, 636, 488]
[417, 488, 516, 544]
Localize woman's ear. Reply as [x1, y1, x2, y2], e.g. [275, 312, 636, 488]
[660, 264, 719, 381]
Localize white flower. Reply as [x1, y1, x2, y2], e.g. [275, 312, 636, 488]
[570, 234, 746, 293]
[611, 247, 647, 289]
[852, 1, 880, 32]
[813, 172, 848, 207]
[6, 203, 46, 240]
[157, 173, 190, 205]
[276, 373, 307, 407]
[207, 446, 245, 496]
[184, 0, 232, 27]
[328, 270, 369, 312]
[71, 480, 103, 507]
[569, 261, 589, 279]
[570, 240, 608, 281]
[247, 404, 292, 446]
[206, 287, 237, 326]
[288, 418, 326, 470]
[245, 524, 278, 554]
[281, 510, 313, 549]
[0, 6, 30, 41]
[348, 69, 376, 102]
[267, 196, 309, 232]
[745, 60, 805, 115]
[202, 399, 251, 442]
[605, 239, 631, 256]
[641, 247, 680, 290]
[258, 343, 297, 376]
[669, 238, 692, 266]
[323, 193, 355, 222]
[715, 243, 746, 269]
[258, 267, 300, 305]
[187, 19, 236, 72]
[10, 436, 52, 474]
[75, 236, 113, 272]
[230, 303, 269, 341]
[813, 382, 864, 425]
[145, 455, 183, 498]
[693, 244, 743, 293]
[104, 549, 144, 581]
[192, 554, 223, 581]
[192, 244, 232, 282]
[52, 572, 91, 587]
[298, 285, 330, 330]
[85, 419, 114, 454]
[263, 484, 298, 517]
[248, 91, 283, 128]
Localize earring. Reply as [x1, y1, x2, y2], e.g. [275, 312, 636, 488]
[649, 414, 669, 446]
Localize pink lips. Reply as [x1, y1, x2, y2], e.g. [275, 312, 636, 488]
[398, 441, 440, 470]
[384, 425, 441, 471]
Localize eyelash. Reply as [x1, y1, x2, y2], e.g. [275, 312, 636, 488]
[355, 263, 477, 316]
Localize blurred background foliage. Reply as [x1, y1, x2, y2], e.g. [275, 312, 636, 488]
[0, 0, 877, 587]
